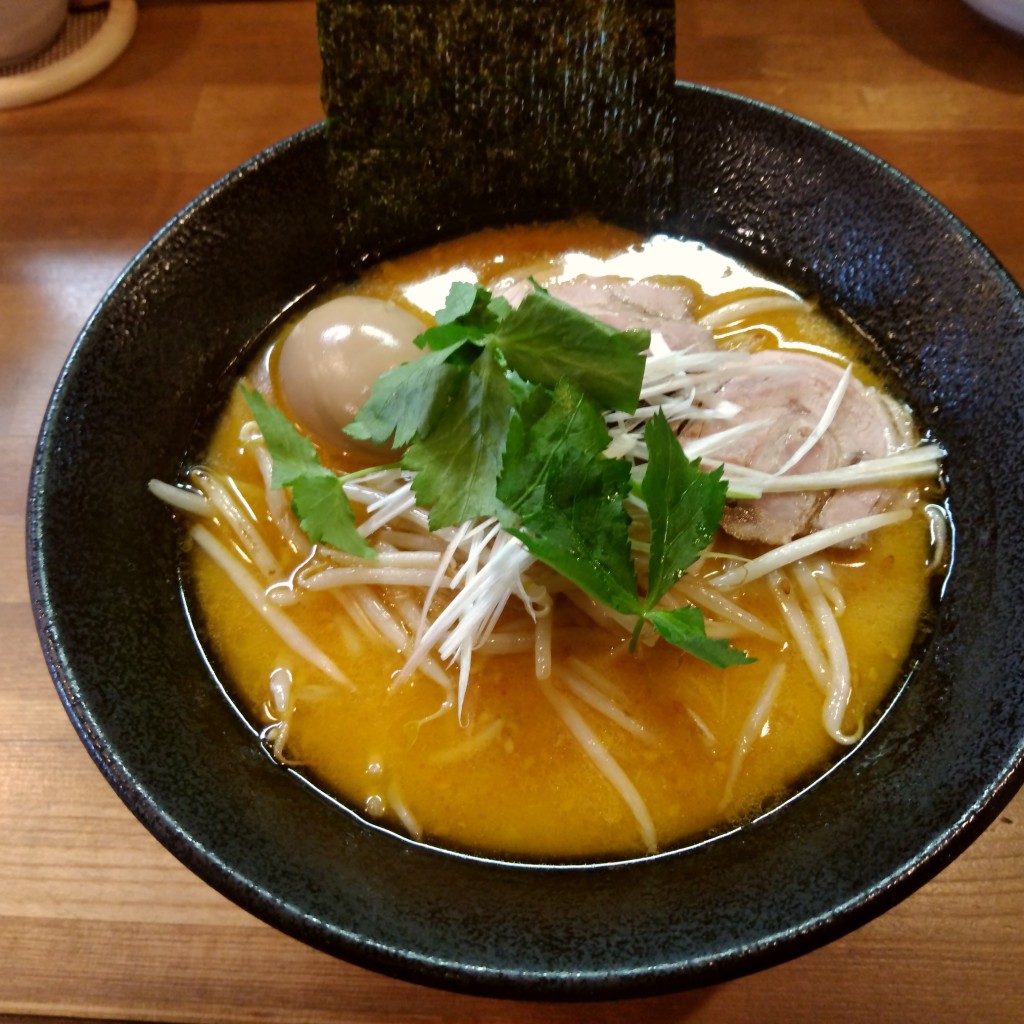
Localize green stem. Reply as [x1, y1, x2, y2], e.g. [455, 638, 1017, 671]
[628, 615, 646, 653]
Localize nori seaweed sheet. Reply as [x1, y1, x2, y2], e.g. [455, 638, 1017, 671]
[316, 0, 676, 275]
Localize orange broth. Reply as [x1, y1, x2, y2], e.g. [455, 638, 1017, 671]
[188, 222, 935, 861]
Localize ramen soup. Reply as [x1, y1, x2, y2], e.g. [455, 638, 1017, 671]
[154, 221, 947, 861]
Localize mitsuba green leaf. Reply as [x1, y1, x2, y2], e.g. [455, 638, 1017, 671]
[438, 281, 513, 327]
[414, 280, 510, 338]
[637, 411, 750, 665]
[641, 410, 728, 605]
[242, 387, 323, 490]
[403, 345, 515, 528]
[345, 343, 469, 449]
[290, 474, 375, 558]
[487, 294, 513, 323]
[500, 380, 638, 611]
[241, 388, 374, 558]
[492, 285, 649, 413]
[494, 381, 545, 491]
[436, 281, 487, 324]
[498, 381, 604, 517]
[648, 607, 754, 668]
[416, 283, 513, 351]
[414, 320, 487, 352]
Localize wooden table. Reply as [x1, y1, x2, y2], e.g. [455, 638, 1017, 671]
[2, 1, 1022, 1020]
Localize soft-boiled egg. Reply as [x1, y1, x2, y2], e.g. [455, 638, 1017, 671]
[277, 295, 426, 457]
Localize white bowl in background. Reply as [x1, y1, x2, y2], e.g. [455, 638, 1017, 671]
[963, 0, 1024, 35]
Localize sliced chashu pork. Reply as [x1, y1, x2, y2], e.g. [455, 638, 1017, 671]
[495, 275, 716, 354]
[683, 350, 913, 546]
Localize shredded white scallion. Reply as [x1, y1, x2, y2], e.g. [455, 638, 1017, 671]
[721, 443, 945, 499]
[772, 363, 852, 476]
[711, 508, 913, 589]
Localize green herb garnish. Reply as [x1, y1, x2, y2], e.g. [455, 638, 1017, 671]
[244, 282, 751, 668]
[241, 387, 377, 559]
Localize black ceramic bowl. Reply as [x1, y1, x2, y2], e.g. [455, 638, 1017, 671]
[27, 83, 1024, 999]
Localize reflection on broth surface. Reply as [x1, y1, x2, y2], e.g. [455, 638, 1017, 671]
[154, 221, 947, 861]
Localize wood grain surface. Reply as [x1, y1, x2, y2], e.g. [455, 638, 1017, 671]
[1, 1, 1022, 1021]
